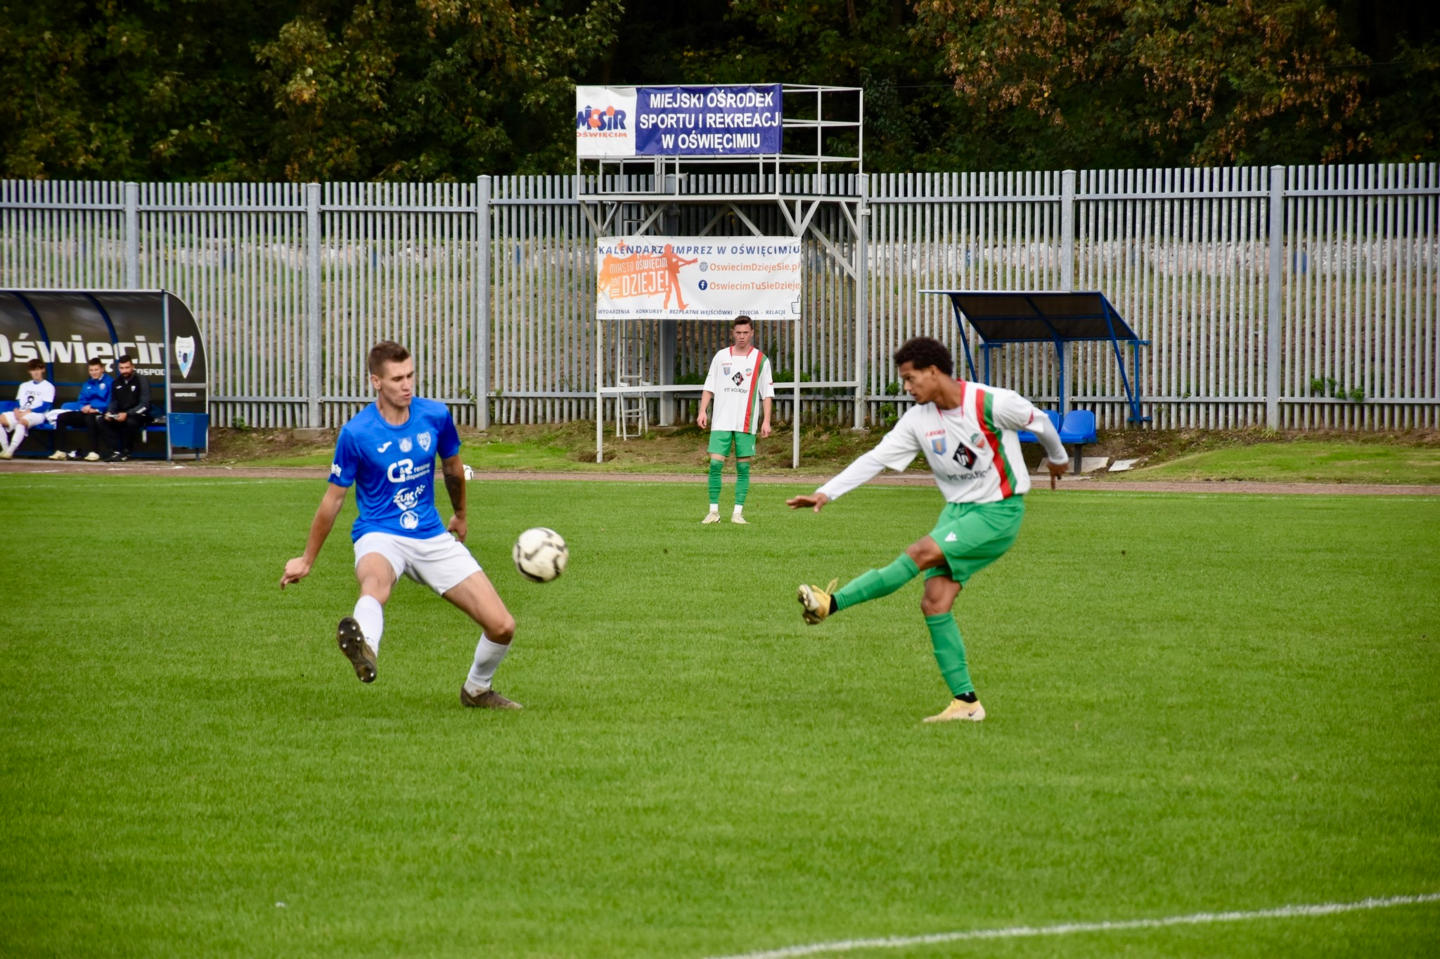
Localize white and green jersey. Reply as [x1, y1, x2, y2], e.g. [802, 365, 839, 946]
[818, 381, 1067, 504]
[703, 347, 774, 434]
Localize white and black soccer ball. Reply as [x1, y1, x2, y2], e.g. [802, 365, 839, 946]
[513, 527, 568, 583]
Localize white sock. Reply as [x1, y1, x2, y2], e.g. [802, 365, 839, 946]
[708, 504, 719, 513]
[732, 504, 743, 515]
[2, 425, 23, 453]
[465, 636, 510, 693]
[353, 595, 384, 653]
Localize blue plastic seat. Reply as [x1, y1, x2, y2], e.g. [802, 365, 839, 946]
[1058, 409, 1097, 444]
[1017, 408, 1062, 443]
[1057, 409, 1098, 473]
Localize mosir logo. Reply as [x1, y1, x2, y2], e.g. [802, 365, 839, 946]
[576, 104, 628, 131]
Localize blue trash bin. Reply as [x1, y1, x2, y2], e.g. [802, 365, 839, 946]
[168, 412, 210, 450]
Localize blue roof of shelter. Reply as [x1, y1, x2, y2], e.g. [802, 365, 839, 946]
[922, 290, 1140, 344]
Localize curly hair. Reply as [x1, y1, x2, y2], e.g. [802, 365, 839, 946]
[892, 337, 953, 377]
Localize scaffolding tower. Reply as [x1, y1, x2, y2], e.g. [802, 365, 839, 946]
[578, 84, 865, 466]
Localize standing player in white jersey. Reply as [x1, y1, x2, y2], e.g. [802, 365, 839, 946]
[0, 359, 56, 458]
[280, 341, 521, 710]
[696, 315, 774, 524]
[787, 337, 1070, 723]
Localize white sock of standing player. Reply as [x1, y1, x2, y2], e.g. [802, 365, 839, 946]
[353, 595, 384, 653]
[465, 637, 510, 694]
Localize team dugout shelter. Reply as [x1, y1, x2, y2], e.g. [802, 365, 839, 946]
[0, 290, 210, 459]
[925, 290, 1150, 424]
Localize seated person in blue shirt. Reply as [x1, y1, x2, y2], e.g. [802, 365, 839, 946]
[49, 358, 114, 461]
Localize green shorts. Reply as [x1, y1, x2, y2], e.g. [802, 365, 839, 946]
[708, 430, 757, 458]
[922, 497, 1026, 584]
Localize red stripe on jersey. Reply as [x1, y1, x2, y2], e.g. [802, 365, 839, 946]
[971, 383, 1015, 498]
[741, 350, 765, 432]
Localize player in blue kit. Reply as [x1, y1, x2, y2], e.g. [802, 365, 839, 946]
[280, 341, 520, 709]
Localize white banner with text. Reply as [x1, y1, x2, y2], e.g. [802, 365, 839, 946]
[594, 237, 802, 320]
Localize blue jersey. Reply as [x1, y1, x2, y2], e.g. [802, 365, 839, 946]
[330, 397, 461, 541]
[77, 374, 112, 409]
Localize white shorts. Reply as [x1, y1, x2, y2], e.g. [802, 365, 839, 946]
[4, 411, 44, 428]
[354, 531, 483, 595]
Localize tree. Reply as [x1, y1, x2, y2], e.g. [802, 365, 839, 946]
[255, 0, 621, 180]
[599, 0, 975, 171]
[1, 0, 620, 181]
[0, 1, 284, 179]
[1, 0, 1432, 179]
[911, 0, 1375, 166]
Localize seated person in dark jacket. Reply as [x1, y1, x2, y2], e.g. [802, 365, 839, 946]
[99, 355, 151, 461]
[49, 358, 114, 461]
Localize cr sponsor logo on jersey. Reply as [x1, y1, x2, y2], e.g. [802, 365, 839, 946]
[387, 458, 432, 483]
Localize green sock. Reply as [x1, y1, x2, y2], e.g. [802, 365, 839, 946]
[735, 460, 750, 505]
[925, 612, 975, 697]
[833, 553, 920, 611]
[707, 458, 723, 506]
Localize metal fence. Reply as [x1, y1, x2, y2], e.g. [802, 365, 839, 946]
[2, 163, 1435, 432]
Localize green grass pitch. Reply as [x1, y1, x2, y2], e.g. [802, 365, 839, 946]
[1, 474, 1437, 957]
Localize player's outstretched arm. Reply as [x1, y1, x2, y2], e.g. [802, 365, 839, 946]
[281, 484, 347, 588]
[785, 491, 830, 512]
[1026, 412, 1070, 490]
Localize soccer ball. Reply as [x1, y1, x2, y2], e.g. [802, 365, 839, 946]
[513, 527, 568, 583]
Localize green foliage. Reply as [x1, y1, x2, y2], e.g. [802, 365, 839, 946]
[0, 0, 1434, 178]
[1, 476, 1438, 955]
[0, 0, 621, 180]
[877, 378, 904, 428]
[910, 0, 1376, 167]
[253, 0, 622, 180]
[1309, 376, 1366, 403]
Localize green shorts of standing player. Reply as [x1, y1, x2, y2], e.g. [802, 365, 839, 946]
[696, 315, 775, 524]
[787, 336, 1070, 723]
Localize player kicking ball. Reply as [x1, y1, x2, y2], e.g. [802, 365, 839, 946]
[280, 340, 521, 710]
[787, 336, 1069, 723]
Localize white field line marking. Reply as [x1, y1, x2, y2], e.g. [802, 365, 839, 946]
[703, 893, 1440, 959]
[0, 478, 279, 490]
